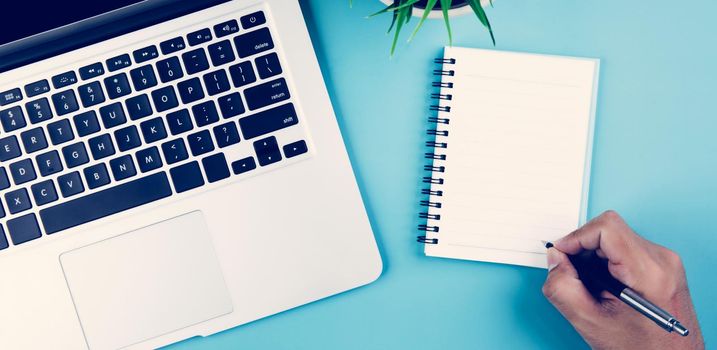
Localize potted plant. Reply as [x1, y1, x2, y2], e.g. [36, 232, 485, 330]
[352, 0, 495, 55]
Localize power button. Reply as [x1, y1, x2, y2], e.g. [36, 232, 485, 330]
[240, 10, 266, 30]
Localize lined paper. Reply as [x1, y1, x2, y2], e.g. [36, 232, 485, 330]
[424, 47, 599, 268]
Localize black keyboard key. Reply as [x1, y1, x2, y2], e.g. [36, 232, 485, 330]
[255, 53, 282, 79]
[166, 109, 193, 135]
[214, 20, 239, 38]
[0, 167, 9, 190]
[136, 146, 163, 173]
[151, 86, 179, 112]
[218, 92, 245, 118]
[213, 122, 240, 148]
[207, 40, 235, 67]
[51, 90, 79, 116]
[7, 213, 42, 245]
[231, 156, 256, 175]
[182, 48, 210, 75]
[36, 151, 63, 176]
[188, 130, 214, 156]
[160, 36, 186, 55]
[40, 172, 172, 234]
[104, 73, 132, 99]
[78, 81, 105, 108]
[187, 28, 212, 46]
[234, 27, 274, 58]
[52, 71, 78, 89]
[25, 98, 53, 124]
[0, 88, 23, 106]
[228, 61, 256, 88]
[241, 11, 266, 30]
[83, 163, 111, 189]
[140, 117, 167, 143]
[284, 140, 308, 158]
[133, 45, 159, 63]
[253, 136, 281, 166]
[99, 102, 127, 129]
[0, 136, 21, 161]
[177, 77, 205, 104]
[191, 100, 219, 127]
[203, 70, 230, 96]
[79, 62, 105, 80]
[106, 54, 131, 72]
[170, 161, 204, 193]
[31, 180, 58, 206]
[114, 125, 141, 152]
[88, 133, 115, 160]
[130, 65, 158, 91]
[20, 127, 48, 153]
[5, 188, 32, 214]
[126, 94, 153, 120]
[9, 159, 36, 185]
[1, 106, 26, 132]
[0, 200, 4, 219]
[110, 155, 137, 181]
[47, 119, 74, 145]
[156, 57, 184, 83]
[73, 111, 101, 136]
[202, 153, 230, 183]
[58, 171, 84, 197]
[62, 142, 89, 168]
[24, 80, 50, 98]
[239, 103, 298, 140]
[0, 226, 7, 250]
[162, 139, 188, 164]
[244, 78, 290, 110]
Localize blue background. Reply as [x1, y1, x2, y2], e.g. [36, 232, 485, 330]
[171, 0, 717, 348]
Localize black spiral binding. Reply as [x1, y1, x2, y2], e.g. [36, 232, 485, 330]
[417, 57, 456, 245]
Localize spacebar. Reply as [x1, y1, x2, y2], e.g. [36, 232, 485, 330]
[40, 172, 173, 235]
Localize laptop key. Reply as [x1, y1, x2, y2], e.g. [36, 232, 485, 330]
[228, 61, 256, 88]
[31, 180, 59, 206]
[188, 130, 214, 156]
[139, 117, 168, 143]
[191, 100, 219, 127]
[187, 28, 212, 46]
[9, 158, 36, 185]
[182, 48, 210, 75]
[133, 45, 159, 64]
[166, 109, 193, 135]
[51, 90, 79, 116]
[202, 153, 230, 183]
[0, 167, 9, 190]
[20, 127, 48, 153]
[99, 102, 127, 129]
[58, 171, 84, 197]
[88, 133, 116, 160]
[1, 106, 26, 132]
[231, 156, 256, 175]
[25, 98, 53, 124]
[24, 80, 50, 98]
[73, 111, 101, 136]
[162, 139, 189, 164]
[0, 88, 23, 106]
[156, 57, 184, 83]
[213, 20, 239, 38]
[207, 40, 235, 67]
[83, 163, 111, 189]
[239, 103, 298, 140]
[106, 54, 132, 72]
[213, 122, 240, 148]
[160, 36, 186, 55]
[234, 27, 274, 58]
[136, 146, 163, 173]
[170, 161, 204, 193]
[0, 136, 22, 161]
[217, 92, 244, 118]
[253, 136, 282, 167]
[52, 71, 78, 89]
[110, 155, 137, 181]
[255, 53, 282, 79]
[7, 213, 42, 245]
[151, 86, 179, 112]
[203, 70, 230, 96]
[36, 150, 63, 176]
[5, 188, 32, 214]
[78, 81, 106, 108]
[283, 140, 308, 158]
[104, 73, 132, 99]
[79, 62, 105, 80]
[240, 11, 266, 30]
[126, 94, 153, 120]
[62, 142, 89, 168]
[130, 65, 158, 91]
[244, 78, 290, 110]
[40, 172, 172, 235]
[177, 77, 205, 104]
[47, 119, 74, 145]
[114, 125, 142, 152]
[0, 225, 7, 250]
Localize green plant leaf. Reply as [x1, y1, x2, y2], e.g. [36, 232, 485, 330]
[468, 0, 495, 45]
[367, 0, 419, 18]
[440, 0, 453, 46]
[391, 2, 411, 56]
[408, 0, 438, 42]
[387, 0, 401, 33]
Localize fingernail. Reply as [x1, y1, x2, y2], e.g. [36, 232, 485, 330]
[547, 248, 560, 271]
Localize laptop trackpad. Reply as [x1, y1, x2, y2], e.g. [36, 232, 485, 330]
[60, 211, 233, 350]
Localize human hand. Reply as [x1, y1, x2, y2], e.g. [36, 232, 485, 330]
[542, 211, 704, 350]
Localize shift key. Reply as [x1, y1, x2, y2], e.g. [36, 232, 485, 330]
[239, 103, 298, 140]
[244, 78, 290, 111]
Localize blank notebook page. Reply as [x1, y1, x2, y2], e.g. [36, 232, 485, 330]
[424, 47, 599, 268]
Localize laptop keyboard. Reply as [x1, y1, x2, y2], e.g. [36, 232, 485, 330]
[0, 9, 309, 251]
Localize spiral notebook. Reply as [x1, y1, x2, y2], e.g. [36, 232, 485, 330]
[418, 47, 600, 269]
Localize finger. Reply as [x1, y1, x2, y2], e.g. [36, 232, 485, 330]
[553, 210, 641, 265]
[542, 248, 602, 324]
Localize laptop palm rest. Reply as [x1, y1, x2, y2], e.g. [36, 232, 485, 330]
[60, 211, 233, 349]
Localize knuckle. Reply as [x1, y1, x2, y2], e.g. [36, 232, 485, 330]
[663, 248, 684, 270]
[542, 278, 560, 300]
[601, 210, 623, 225]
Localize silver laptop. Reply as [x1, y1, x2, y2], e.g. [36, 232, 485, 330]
[0, 0, 382, 348]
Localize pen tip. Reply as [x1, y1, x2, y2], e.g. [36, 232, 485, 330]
[543, 241, 554, 249]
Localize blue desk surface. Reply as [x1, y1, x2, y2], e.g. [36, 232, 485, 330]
[172, 1, 716, 348]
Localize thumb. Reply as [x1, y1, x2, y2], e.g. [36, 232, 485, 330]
[542, 248, 602, 324]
